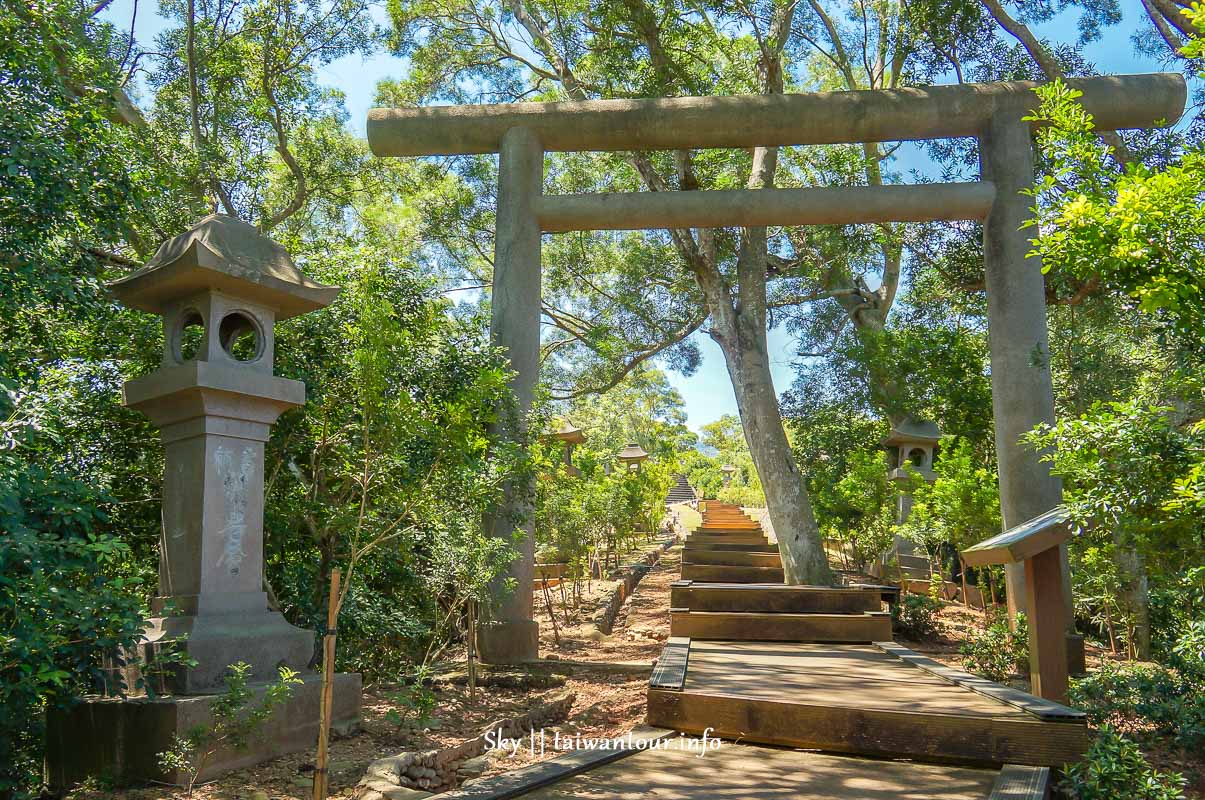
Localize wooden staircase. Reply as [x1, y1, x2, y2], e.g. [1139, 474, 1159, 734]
[680, 502, 784, 582]
[443, 500, 1089, 799]
[651, 500, 1089, 791]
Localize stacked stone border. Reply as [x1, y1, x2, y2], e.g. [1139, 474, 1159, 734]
[592, 534, 677, 635]
[357, 693, 575, 798]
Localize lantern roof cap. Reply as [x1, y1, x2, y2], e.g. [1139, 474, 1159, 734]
[553, 421, 586, 444]
[882, 417, 942, 447]
[108, 214, 340, 319]
[617, 442, 649, 462]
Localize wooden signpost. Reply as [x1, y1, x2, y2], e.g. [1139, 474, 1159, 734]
[962, 507, 1074, 703]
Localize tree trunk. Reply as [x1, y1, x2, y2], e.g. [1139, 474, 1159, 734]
[713, 299, 832, 586]
[1112, 536, 1151, 660]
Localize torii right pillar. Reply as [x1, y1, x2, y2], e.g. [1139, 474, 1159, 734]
[979, 112, 1084, 673]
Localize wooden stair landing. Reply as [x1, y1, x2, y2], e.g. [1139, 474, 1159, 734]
[508, 736, 1011, 800]
[647, 638, 1088, 768]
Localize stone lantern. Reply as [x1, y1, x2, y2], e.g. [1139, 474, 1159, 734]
[882, 417, 941, 522]
[720, 463, 737, 487]
[553, 421, 586, 477]
[47, 215, 361, 787]
[618, 442, 649, 472]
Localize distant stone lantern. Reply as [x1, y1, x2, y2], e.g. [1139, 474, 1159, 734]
[47, 215, 361, 788]
[553, 421, 586, 476]
[883, 417, 941, 523]
[618, 442, 650, 472]
[720, 463, 737, 487]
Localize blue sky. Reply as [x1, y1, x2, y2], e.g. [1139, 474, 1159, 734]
[102, 1, 1169, 430]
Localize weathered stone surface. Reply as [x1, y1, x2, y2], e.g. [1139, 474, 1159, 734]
[45, 622, 362, 790]
[456, 754, 490, 777]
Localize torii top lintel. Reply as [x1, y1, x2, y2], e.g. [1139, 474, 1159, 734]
[368, 73, 1185, 158]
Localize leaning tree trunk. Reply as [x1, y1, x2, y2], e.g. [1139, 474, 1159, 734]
[711, 277, 832, 587]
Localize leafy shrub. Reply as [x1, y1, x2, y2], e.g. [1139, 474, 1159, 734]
[891, 593, 941, 640]
[959, 612, 1029, 682]
[716, 484, 766, 508]
[1060, 724, 1185, 800]
[1, 411, 150, 798]
[1070, 660, 1205, 752]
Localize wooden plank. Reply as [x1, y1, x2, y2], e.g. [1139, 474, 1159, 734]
[1024, 548, 1070, 703]
[988, 765, 1051, 799]
[873, 641, 1085, 722]
[671, 584, 882, 614]
[435, 726, 675, 800]
[647, 688, 1088, 767]
[682, 542, 778, 552]
[518, 737, 1000, 799]
[961, 507, 1071, 567]
[649, 637, 690, 690]
[680, 550, 782, 567]
[680, 564, 784, 583]
[671, 610, 891, 642]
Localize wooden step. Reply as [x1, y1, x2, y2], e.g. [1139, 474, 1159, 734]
[689, 531, 768, 541]
[680, 550, 783, 567]
[671, 581, 883, 613]
[670, 610, 891, 642]
[681, 563, 785, 583]
[682, 542, 779, 553]
[646, 639, 1090, 768]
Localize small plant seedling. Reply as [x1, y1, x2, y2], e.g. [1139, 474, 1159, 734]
[157, 662, 301, 795]
[384, 665, 437, 728]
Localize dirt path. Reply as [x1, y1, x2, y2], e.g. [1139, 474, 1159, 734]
[534, 544, 680, 664]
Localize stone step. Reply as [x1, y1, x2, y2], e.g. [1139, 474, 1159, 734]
[681, 563, 785, 583]
[670, 581, 884, 614]
[669, 610, 892, 642]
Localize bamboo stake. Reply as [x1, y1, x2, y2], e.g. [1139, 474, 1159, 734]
[467, 599, 478, 705]
[313, 568, 340, 800]
[541, 576, 561, 645]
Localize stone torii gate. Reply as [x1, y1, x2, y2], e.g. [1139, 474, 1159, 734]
[367, 73, 1184, 664]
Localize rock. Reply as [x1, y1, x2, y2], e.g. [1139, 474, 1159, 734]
[380, 789, 431, 800]
[249, 791, 270, 800]
[456, 754, 490, 778]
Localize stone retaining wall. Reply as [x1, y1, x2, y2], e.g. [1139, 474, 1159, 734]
[357, 692, 575, 799]
[591, 535, 677, 635]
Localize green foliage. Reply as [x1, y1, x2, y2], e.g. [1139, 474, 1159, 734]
[1070, 658, 1205, 753]
[157, 662, 301, 795]
[828, 451, 896, 572]
[1060, 725, 1186, 800]
[0, 398, 150, 798]
[901, 437, 1002, 575]
[1025, 395, 1205, 657]
[959, 612, 1029, 682]
[891, 593, 941, 641]
[1027, 79, 1205, 342]
[383, 665, 437, 728]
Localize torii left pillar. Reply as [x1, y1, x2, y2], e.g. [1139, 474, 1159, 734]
[476, 127, 542, 663]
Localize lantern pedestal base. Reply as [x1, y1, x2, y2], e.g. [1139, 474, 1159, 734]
[476, 619, 539, 664]
[46, 672, 361, 789]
